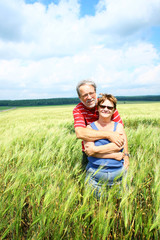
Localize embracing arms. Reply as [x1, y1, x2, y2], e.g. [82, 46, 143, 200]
[73, 106, 124, 146]
[75, 126, 124, 147]
[84, 124, 129, 169]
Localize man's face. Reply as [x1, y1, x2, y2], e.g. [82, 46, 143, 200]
[79, 84, 97, 109]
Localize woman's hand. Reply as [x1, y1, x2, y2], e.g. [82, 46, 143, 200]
[84, 142, 96, 156]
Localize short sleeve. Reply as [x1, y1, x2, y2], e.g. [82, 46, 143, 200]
[73, 107, 86, 128]
[112, 109, 124, 126]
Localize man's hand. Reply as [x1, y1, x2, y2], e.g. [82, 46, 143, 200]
[124, 156, 129, 169]
[107, 132, 125, 147]
[113, 152, 125, 161]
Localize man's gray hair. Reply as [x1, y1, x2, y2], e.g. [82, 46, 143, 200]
[76, 80, 97, 97]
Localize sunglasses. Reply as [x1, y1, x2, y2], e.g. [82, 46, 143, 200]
[99, 105, 114, 110]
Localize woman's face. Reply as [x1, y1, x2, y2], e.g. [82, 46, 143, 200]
[98, 99, 115, 118]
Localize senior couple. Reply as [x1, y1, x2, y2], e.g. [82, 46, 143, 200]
[73, 80, 129, 194]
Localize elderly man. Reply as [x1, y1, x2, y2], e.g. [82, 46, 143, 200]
[73, 80, 129, 170]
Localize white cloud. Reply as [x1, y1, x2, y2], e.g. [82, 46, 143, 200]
[0, 0, 160, 99]
[136, 65, 160, 85]
[95, 0, 160, 33]
[1, 42, 160, 99]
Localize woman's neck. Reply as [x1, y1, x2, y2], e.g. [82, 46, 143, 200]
[97, 116, 112, 126]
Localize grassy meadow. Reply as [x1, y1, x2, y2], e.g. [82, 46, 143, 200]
[0, 103, 160, 239]
[0, 107, 16, 111]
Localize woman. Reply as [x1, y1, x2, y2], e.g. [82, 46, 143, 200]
[84, 94, 129, 196]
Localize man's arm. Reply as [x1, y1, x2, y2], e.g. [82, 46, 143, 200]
[75, 127, 124, 147]
[116, 124, 129, 169]
[123, 132, 130, 169]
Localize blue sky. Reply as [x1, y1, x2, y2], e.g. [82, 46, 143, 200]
[0, 0, 160, 100]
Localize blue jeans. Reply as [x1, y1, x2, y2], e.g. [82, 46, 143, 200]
[85, 165, 126, 197]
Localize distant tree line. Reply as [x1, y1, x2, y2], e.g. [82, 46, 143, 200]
[116, 95, 160, 102]
[0, 95, 160, 107]
[0, 98, 80, 106]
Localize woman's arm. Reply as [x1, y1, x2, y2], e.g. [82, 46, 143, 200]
[84, 141, 124, 161]
[84, 141, 123, 155]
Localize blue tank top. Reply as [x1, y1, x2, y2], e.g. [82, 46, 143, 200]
[87, 122, 124, 171]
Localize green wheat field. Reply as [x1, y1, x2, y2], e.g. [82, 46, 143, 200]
[0, 103, 160, 239]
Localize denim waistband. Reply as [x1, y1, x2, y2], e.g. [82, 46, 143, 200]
[86, 162, 123, 172]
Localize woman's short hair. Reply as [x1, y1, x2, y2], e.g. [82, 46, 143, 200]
[76, 80, 97, 97]
[98, 93, 117, 110]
